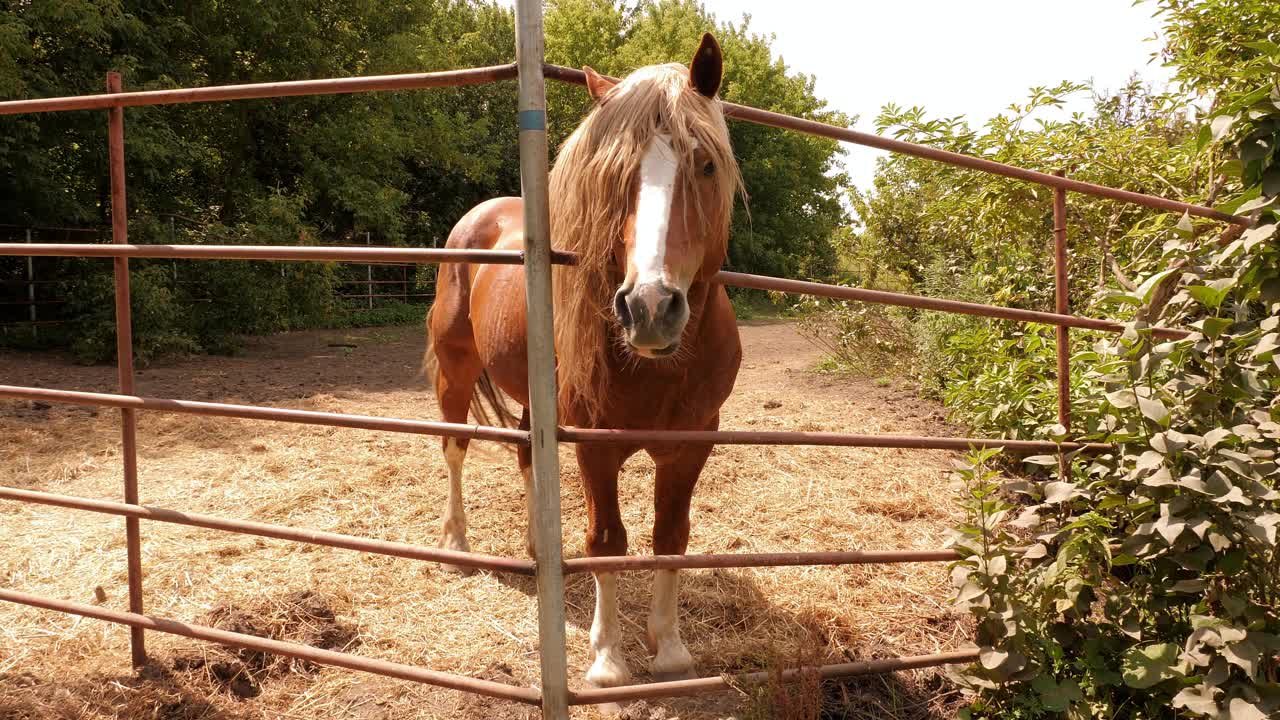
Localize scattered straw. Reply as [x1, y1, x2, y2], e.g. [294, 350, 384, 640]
[1, 323, 969, 719]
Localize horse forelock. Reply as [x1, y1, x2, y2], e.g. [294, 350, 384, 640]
[550, 63, 743, 425]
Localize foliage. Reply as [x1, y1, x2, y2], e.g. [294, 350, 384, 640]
[794, 298, 915, 378]
[0, 0, 850, 361]
[943, 5, 1280, 715]
[951, 208, 1280, 717]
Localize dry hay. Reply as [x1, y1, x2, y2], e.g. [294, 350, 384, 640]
[0, 322, 970, 719]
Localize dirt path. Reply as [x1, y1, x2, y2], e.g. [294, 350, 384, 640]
[0, 322, 968, 719]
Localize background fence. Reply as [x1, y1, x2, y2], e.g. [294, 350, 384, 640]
[0, 1, 1250, 718]
[0, 224, 436, 334]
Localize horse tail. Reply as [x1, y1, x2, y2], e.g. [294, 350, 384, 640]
[471, 371, 520, 429]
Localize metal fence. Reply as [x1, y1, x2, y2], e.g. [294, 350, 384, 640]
[0, 2, 1249, 718]
[0, 227, 433, 330]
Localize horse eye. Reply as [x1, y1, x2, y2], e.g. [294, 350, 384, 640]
[702, 161, 715, 177]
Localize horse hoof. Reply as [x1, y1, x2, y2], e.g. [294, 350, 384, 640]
[586, 655, 633, 690]
[649, 643, 695, 681]
[649, 660, 696, 682]
[594, 701, 628, 716]
[437, 533, 473, 575]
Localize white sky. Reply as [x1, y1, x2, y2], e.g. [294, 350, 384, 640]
[699, 0, 1175, 191]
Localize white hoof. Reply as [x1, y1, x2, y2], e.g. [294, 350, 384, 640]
[586, 651, 632, 689]
[650, 643, 695, 681]
[437, 528, 474, 575]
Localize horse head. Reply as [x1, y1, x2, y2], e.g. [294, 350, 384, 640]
[581, 34, 736, 357]
[551, 32, 742, 421]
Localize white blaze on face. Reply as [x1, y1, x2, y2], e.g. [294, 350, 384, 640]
[632, 133, 679, 287]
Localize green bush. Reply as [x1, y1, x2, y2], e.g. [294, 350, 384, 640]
[950, 217, 1280, 717]
[795, 298, 916, 377]
[62, 263, 200, 365]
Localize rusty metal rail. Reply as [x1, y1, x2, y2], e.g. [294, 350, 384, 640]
[567, 650, 981, 705]
[0, 243, 1190, 339]
[0, 64, 519, 115]
[542, 64, 1248, 226]
[0, 588, 542, 705]
[0, 485, 536, 575]
[0, 243, 528, 264]
[559, 426, 1110, 453]
[712, 270, 1190, 340]
[0, 385, 530, 444]
[564, 549, 960, 574]
[0, 15, 1233, 716]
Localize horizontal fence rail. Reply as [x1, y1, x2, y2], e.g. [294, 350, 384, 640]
[0, 589, 542, 705]
[0, 485, 535, 575]
[0, 243, 1191, 339]
[0, 64, 519, 115]
[567, 650, 981, 705]
[0, 243, 529, 265]
[0, 385, 529, 445]
[0, 383, 1109, 454]
[541, 64, 1249, 226]
[713, 270, 1191, 340]
[564, 549, 961, 574]
[559, 427, 1112, 453]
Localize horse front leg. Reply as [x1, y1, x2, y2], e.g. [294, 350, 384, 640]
[577, 444, 633, 692]
[647, 442, 712, 680]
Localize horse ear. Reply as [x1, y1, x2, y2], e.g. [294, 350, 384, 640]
[584, 66, 616, 102]
[688, 32, 722, 98]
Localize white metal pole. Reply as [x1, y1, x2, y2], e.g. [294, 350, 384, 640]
[514, 1, 570, 717]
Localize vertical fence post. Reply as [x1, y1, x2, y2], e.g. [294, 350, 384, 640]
[1053, 171, 1071, 483]
[25, 228, 36, 336]
[366, 231, 374, 310]
[1053, 173, 1070, 432]
[514, 1, 570, 717]
[107, 71, 146, 668]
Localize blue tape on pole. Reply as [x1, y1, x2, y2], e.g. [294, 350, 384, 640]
[518, 109, 546, 131]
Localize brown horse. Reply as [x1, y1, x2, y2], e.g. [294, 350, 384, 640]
[424, 33, 743, 690]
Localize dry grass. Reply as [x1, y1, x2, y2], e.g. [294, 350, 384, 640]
[0, 322, 969, 719]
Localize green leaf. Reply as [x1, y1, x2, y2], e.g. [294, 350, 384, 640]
[1138, 395, 1170, 426]
[1222, 636, 1261, 677]
[1106, 389, 1138, 409]
[1226, 698, 1268, 720]
[1121, 643, 1184, 689]
[1172, 684, 1220, 715]
[1133, 268, 1180, 305]
[1186, 278, 1234, 309]
[1170, 578, 1206, 593]
[1032, 675, 1082, 712]
[1210, 114, 1236, 142]
[1044, 481, 1080, 503]
[1198, 317, 1232, 339]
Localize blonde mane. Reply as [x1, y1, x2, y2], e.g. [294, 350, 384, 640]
[550, 63, 743, 425]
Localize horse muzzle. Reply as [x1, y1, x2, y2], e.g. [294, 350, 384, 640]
[613, 281, 688, 358]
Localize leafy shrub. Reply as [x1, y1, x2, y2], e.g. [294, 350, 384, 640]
[795, 298, 915, 377]
[948, 206, 1280, 719]
[62, 263, 200, 365]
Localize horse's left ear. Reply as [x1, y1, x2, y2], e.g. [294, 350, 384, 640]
[688, 32, 722, 98]
[584, 66, 616, 102]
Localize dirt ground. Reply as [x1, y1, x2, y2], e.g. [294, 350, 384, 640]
[0, 321, 970, 719]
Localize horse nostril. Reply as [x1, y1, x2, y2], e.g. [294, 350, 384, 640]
[666, 289, 685, 322]
[613, 288, 633, 328]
